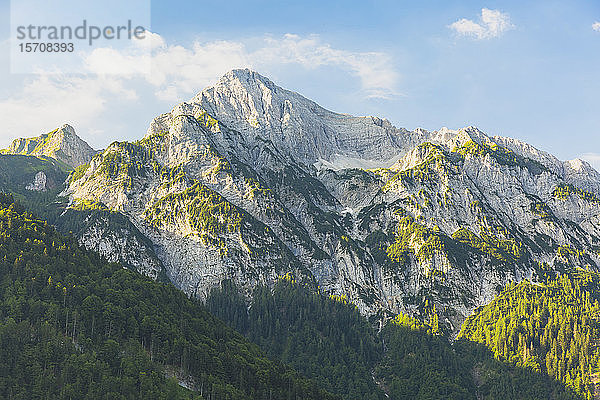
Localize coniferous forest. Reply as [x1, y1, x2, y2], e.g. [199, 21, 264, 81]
[0, 193, 338, 400]
[1, 187, 598, 399]
[206, 275, 588, 399]
[460, 272, 600, 399]
[206, 279, 385, 400]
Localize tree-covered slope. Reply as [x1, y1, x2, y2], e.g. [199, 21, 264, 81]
[0, 193, 338, 400]
[459, 270, 600, 399]
[379, 318, 581, 400]
[206, 274, 582, 399]
[0, 154, 69, 206]
[206, 278, 385, 400]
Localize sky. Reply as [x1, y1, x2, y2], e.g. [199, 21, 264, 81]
[0, 0, 599, 169]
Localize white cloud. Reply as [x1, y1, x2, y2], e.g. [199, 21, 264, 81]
[155, 85, 181, 102]
[593, 22, 600, 32]
[0, 74, 138, 147]
[144, 40, 250, 99]
[450, 8, 514, 40]
[134, 30, 167, 50]
[254, 34, 398, 99]
[84, 47, 151, 75]
[83, 33, 398, 100]
[0, 32, 399, 148]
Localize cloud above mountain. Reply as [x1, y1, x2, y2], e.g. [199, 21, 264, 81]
[0, 33, 399, 148]
[82, 32, 398, 101]
[450, 8, 514, 40]
[0, 73, 139, 147]
[254, 34, 398, 99]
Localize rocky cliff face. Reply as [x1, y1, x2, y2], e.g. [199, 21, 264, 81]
[1, 126, 166, 279]
[2, 124, 96, 168]
[55, 202, 167, 280]
[63, 69, 600, 333]
[195, 69, 424, 169]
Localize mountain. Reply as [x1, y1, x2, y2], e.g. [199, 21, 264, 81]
[0, 191, 582, 399]
[62, 69, 600, 334]
[2, 124, 96, 168]
[0, 193, 338, 400]
[195, 69, 421, 168]
[0, 128, 162, 280]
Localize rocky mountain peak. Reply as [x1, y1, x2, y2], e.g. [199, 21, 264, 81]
[567, 158, 592, 173]
[218, 68, 279, 91]
[193, 68, 303, 133]
[188, 69, 424, 168]
[58, 123, 76, 136]
[449, 126, 489, 148]
[2, 124, 96, 168]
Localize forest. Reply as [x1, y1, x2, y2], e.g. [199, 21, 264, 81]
[0, 185, 595, 399]
[460, 271, 600, 399]
[206, 275, 584, 399]
[0, 192, 337, 400]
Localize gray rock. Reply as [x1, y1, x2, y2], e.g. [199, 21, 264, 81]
[64, 69, 600, 334]
[3, 124, 96, 168]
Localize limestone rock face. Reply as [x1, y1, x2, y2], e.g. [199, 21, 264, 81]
[3, 124, 96, 168]
[195, 69, 426, 169]
[81, 224, 163, 280]
[64, 69, 600, 333]
[25, 171, 47, 191]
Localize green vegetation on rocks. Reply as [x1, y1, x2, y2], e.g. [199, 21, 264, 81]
[459, 271, 600, 399]
[553, 183, 600, 204]
[452, 227, 525, 264]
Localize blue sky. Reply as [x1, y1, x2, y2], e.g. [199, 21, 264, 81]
[0, 0, 599, 169]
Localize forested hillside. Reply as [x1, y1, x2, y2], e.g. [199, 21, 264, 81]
[460, 271, 600, 399]
[0, 154, 69, 218]
[207, 275, 582, 399]
[207, 278, 385, 400]
[380, 318, 581, 399]
[0, 193, 338, 400]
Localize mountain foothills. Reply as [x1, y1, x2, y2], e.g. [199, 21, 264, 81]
[1, 68, 600, 398]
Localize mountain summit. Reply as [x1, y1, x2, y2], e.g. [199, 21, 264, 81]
[194, 68, 420, 169]
[65, 69, 600, 333]
[2, 124, 96, 168]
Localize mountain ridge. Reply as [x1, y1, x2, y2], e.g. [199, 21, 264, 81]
[2, 124, 96, 169]
[21, 68, 600, 334]
[195, 69, 599, 180]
